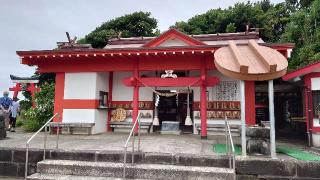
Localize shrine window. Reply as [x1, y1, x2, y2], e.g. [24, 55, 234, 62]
[99, 91, 108, 108]
[312, 91, 320, 117]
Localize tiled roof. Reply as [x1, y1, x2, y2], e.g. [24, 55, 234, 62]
[105, 31, 261, 49]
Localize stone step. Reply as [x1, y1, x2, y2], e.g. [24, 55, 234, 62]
[206, 127, 240, 132]
[34, 159, 235, 180]
[47, 150, 230, 168]
[207, 131, 240, 137]
[27, 173, 139, 180]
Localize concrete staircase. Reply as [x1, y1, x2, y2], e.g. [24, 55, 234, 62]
[26, 152, 235, 180]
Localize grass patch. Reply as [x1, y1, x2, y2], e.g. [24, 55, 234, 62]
[214, 144, 320, 161]
[23, 119, 41, 132]
[277, 146, 320, 161]
[213, 143, 242, 155]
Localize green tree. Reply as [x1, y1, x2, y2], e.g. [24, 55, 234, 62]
[173, 1, 291, 42]
[79, 11, 159, 48]
[20, 72, 55, 112]
[282, 0, 320, 69]
[226, 23, 236, 33]
[23, 83, 55, 132]
[285, 0, 315, 10]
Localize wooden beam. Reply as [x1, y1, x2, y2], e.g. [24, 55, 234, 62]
[122, 77, 219, 87]
[228, 41, 249, 74]
[249, 40, 277, 73]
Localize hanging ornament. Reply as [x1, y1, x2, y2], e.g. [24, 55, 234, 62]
[153, 112, 160, 126]
[153, 94, 160, 126]
[176, 93, 179, 106]
[155, 94, 160, 107]
[185, 87, 192, 126]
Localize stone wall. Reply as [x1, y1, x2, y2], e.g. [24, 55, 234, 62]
[0, 147, 319, 179]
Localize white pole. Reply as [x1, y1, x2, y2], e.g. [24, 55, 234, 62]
[240, 80, 246, 156]
[268, 80, 276, 158]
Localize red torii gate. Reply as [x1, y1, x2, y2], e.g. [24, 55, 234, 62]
[9, 75, 40, 107]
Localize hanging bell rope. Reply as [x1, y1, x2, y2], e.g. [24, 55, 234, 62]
[136, 78, 200, 97]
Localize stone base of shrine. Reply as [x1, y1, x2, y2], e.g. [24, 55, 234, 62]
[160, 130, 182, 135]
[113, 128, 150, 134]
[312, 132, 320, 147]
[160, 121, 181, 135]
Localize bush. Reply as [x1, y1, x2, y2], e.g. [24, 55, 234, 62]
[23, 118, 40, 132]
[16, 116, 24, 127]
[20, 91, 32, 111]
[22, 83, 55, 132]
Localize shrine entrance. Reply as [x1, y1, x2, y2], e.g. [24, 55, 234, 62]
[154, 90, 194, 133]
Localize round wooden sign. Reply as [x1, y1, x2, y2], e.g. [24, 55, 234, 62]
[112, 108, 127, 122]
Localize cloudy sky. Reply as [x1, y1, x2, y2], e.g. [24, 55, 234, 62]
[0, 0, 284, 93]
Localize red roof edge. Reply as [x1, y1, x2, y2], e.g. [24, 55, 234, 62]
[143, 28, 206, 47]
[282, 60, 320, 81]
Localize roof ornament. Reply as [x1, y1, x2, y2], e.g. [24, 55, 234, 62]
[250, 27, 264, 35]
[117, 31, 122, 39]
[161, 70, 177, 78]
[56, 32, 91, 49]
[245, 24, 250, 34]
[66, 32, 77, 46]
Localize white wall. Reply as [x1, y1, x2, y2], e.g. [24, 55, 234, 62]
[140, 71, 155, 101]
[311, 77, 320, 90]
[112, 72, 133, 101]
[64, 73, 97, 99]
[112, 71, 156, 101]
[96, 72, 108, 98]
[62, 109, 107, 134]
[314, 118, 320, 127]
[64, 72, 108, 99]
[158, 38, 189, 47]
[63, 72, 109, 134]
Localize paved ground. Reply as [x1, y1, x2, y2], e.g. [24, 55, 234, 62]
[0, 128, 224, 155]
[0, 128, 317, 159]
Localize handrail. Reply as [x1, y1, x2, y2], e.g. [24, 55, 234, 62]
[224, 116, 236, 180]
[123, 112, 141, 179]
[24, 113, 59, 180]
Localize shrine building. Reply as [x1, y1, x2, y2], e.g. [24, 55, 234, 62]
[16, 28, 293, 142]
[283, 62, 320, 147]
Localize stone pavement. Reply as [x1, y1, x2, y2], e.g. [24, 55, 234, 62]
[2, 128, 320, 179]
[0, 128, 310, 160]
[0, 128, 228, 156]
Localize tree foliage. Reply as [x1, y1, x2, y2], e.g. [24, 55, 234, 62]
[172, 0, 319, 70]
[22, 83, 55, 132]
[281, 0, 320, 69]
[19, 73, 55, 112]
[79, 11, 159, 48]
[173, 0, 291, 42]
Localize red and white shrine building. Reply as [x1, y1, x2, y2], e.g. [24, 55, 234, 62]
[16, 29, 294, 142]
[283, 62, 320, 147]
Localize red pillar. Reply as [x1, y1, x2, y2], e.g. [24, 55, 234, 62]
[12, 83, 21, 98]
[304, 75, 312, 133]
[53, 73, 65, 122]
[132, 61, 139, 132]
[200, 56, 207, 139]
[107, 72, 113, 132]
[29, 83, 37, 108]
[245, 81, 256, 125]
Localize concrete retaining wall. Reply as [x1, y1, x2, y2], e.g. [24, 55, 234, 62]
[0, 148, 319, 179]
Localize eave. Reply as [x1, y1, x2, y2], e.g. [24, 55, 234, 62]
[283, 60, 320, 81]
